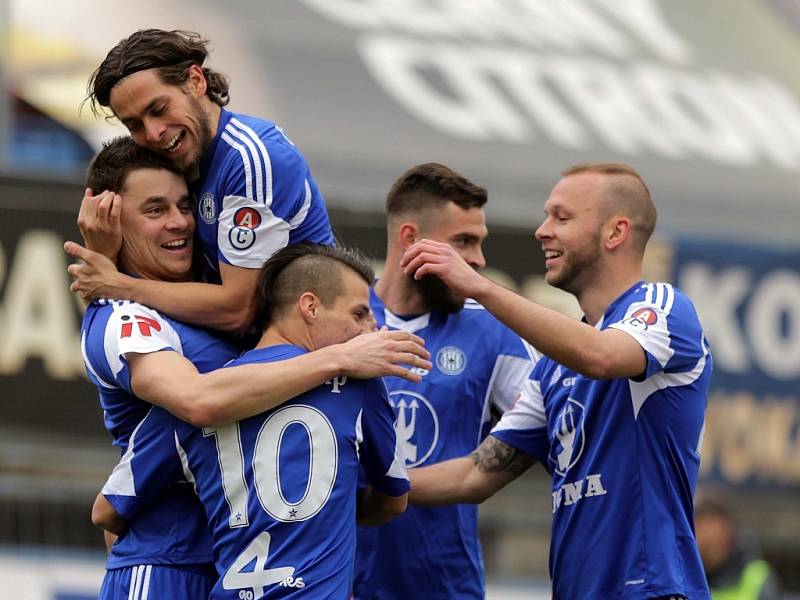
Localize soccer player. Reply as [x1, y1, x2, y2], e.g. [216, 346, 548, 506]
[94, 243, 411, 599]
[77, 138, 428, 600]
[353, 163, 539, 600]
[71, 29, 333, 331]
[403, 163, 714, 600]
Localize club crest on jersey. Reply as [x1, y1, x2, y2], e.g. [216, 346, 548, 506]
[436, 345, 466, 376]
[389, 390, 439, 467]
[548, 398, 586, 476]
[624, 307, 658, 329]
[199, 193, 217, 225]
[229, 207, 261, 250]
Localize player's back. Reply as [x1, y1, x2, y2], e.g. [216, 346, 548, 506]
[175, 344, 408, 599]
[81, 299, 240, 569]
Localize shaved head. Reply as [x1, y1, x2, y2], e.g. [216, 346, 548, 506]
[562, 163, 657, 254]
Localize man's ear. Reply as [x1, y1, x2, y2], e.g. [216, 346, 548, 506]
[398, 222, 420, 250]
[186, 64, 208, 97]
[604, 216, 631, 251]
[298, 292, 321, 324]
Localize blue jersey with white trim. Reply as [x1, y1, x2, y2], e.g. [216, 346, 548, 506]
[81, 299, 240, 570]
[194, 110, 334, 283]
[354, 289, 538, 600]
[103, 344, 409, 600]
[492, 281, 713, 600]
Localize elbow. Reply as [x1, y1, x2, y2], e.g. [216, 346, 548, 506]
[578, 346, 618, 380]
[91, 495, 125, 535]
[374, 494, 408, 525]
[181, 393, 227, 428]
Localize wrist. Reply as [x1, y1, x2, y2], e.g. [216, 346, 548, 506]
[311, 345, 347, 379]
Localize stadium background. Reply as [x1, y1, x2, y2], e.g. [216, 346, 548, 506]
[0, 1, 798, 597]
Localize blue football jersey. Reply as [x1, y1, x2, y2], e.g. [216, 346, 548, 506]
[492, 281, 713, 600]
[81, 300, 240, 570]
[193, 109, 334, 283]
[102, 344, 409, 600]
[354, 289, 539, 600]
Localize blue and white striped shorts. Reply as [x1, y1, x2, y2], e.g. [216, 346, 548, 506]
[99, 564, 215, 600]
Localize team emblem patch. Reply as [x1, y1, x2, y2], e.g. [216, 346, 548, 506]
[389, 390, 440, 467]
[548, 398, 586, 476]
[228, 207, 261, 250]
[436, 345, 466, 376]
[199, 193, 217, 225]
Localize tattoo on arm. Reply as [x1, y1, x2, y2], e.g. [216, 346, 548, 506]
[470, 436, 534, 478]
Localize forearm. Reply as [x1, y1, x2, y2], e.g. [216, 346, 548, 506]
[409, 457, 485, 505]
[472, 280, 622, 378]
[192, 348, 344, 425]
[124, 277, 255, 332]
[136, 348, 343, 427]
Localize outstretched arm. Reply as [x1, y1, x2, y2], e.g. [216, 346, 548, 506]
[128, 328, 431, 427]
[65, 241, 262, 332]
[401, 239, 646, 379]
[409, 436, 536, 506]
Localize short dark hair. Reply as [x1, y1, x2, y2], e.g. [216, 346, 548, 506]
[86, 29, 230, 116]
[255, 243, 374, 330]
[386, 163, 487, 223]
[86, 136, 183, 193]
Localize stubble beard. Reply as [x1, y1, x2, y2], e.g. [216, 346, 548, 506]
[182, 96, 213, 182]
[547, 234, 602, 296]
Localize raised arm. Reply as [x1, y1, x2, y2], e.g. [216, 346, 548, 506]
[65, 240, 261, 332]
[128, 328, 431, 427]
[402, 239, 646, 379]
[409, 436, 536, 506]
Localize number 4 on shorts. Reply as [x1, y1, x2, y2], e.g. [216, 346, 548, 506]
[222, 531, 295, 597]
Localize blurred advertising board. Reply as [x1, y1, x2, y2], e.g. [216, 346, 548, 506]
[673, 239, 800, 488]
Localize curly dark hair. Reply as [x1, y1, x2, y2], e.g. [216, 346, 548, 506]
[85, 29, 230, 116]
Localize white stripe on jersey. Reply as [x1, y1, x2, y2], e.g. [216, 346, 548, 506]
[81, 332, 115, 389]
[382, 309, 430, 332]
[102, 409, 154, 496]
[221, 132, 255, 202]
[288, 179, 312, 230]
[175, 432, 198, 491]
[629, 335, 709, 419]
[229, 117, 275, 207]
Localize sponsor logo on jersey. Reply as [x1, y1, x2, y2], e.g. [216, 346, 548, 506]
[551, 472, 608, 513]
[119, 314, 161, 338]
[436, 345, 466, 375]
[199, 193, 217, 225]
[548, 398, 586, 476]
[623, 306, 659, 329]
[233, 207, 262, 229]
[389, 390, 439, 467]
[229, 207, 261, 250]
[326, 376, 348, 393]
